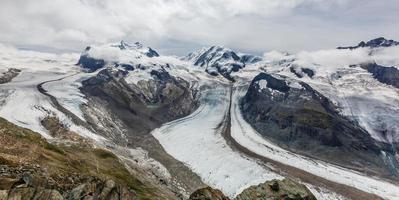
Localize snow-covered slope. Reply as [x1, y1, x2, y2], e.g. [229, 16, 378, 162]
[0, 45, 102, 141]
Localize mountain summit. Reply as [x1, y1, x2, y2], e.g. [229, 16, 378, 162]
[77, 41, 160, 72]
[184, 46, 261, 80]
[338, 37, 399, 49]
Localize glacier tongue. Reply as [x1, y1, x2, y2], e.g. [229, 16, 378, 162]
[152, 83, 282, 197]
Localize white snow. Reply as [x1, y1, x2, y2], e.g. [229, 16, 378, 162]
[42, 72, 94, 121]
[153, 84, 282, 197]
[257, 79, 267, 90]
[0, 44, 104, 142]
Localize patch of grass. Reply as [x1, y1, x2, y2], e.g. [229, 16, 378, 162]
[43, 143, 65, 155]
[93, 148, 118, 159]
[0, 117, 166, 199]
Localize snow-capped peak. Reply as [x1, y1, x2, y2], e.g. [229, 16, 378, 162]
[77, 41, 161, 72]
[184, 46, 261, 80]
[110, 41, 159, 57]
[338, 37, 399, 49]
[113, 40, 141, 50]
[184, 46, 240, 66]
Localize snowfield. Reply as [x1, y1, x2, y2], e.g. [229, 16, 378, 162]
[0, 45, 103, 141]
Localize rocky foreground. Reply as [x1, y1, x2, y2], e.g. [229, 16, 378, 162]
[0, 116, 316, 200]
[189, 179, 316, 200]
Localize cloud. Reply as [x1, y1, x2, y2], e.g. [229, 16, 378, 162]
[0, 0, 398, 55]
[0, 43, 79, 72]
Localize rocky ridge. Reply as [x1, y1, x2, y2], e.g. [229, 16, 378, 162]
[0, 68, 21, 84]
[338, 37, 399, 49]
[240, 72, 399, 179]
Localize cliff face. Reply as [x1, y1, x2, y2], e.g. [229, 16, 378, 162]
[360, 62, 399, 89]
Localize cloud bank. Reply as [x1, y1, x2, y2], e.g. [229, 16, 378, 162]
[1, 0, 398, 55]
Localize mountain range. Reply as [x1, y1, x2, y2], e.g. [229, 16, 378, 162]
[0, 37, 398, 200]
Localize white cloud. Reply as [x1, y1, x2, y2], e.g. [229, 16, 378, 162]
[0, 0, 398, 54]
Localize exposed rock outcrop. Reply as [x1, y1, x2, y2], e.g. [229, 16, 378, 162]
[235, 179, 316, 200]
[0, 170, 137, 200]
[189, 187, 230, 200]
[189, 179, 317, 200]
[360, 62, 399, 89]
[338, 37, 399, 49]
[0, 68, 20, 84]
[290, 66, 315, 78]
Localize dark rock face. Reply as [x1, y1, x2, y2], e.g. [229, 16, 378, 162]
[119, 63, 134, 71]
[241, 73, 399, 179]
[301, 68, 314, 78]
[0, 68, 21, 84]
[189, 187, 230, 200]
[360, 62, 399, 89]
[289, 66, 315, 79]
[251, 73, 290, 92]
[81, 67, 199, 139]
[234, 179, 317, 200]
[146, 47, 160, 57]
[338, 37, 399, 49]
[77, 51, 106, 72]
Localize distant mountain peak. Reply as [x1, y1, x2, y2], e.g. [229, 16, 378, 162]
[184, 46, 262, 80]
[338, 37, 399, 49]
[113, 40, 146, 51]
[77, 41, 159, 72]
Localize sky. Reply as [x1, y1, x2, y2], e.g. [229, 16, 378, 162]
[1, 0, 398, 55]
